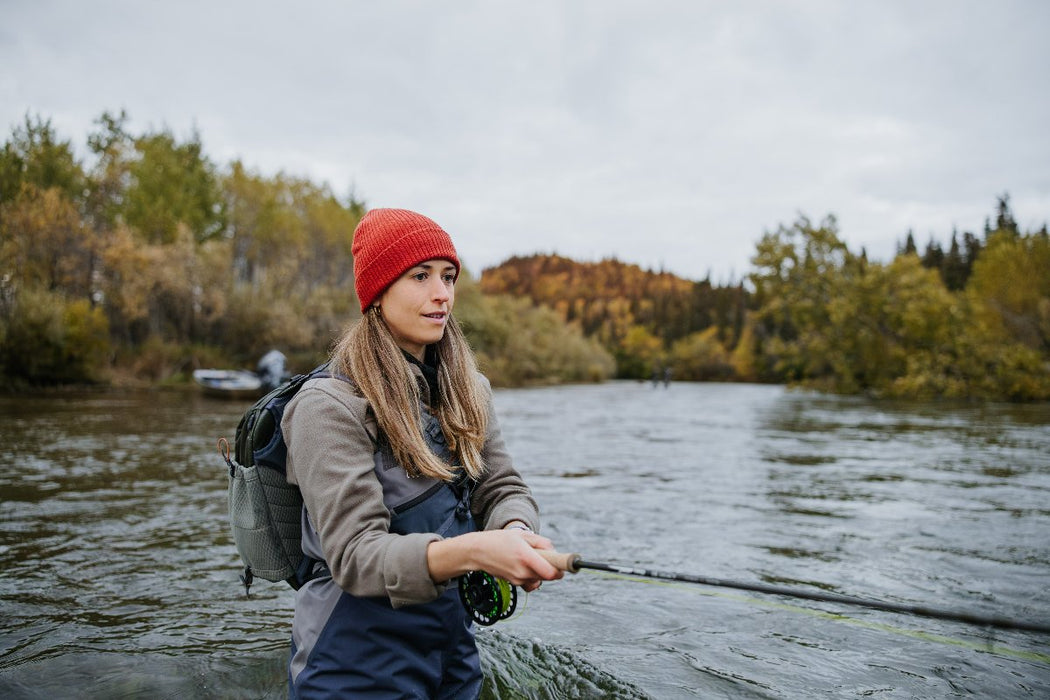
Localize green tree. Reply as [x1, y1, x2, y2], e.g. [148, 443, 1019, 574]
[616, 325, 664, 379]
[941, 231, 967, 291]
[84, 110, 134, 232]
[729, 317, 759, 381]
[749, 214, 851, 382]
[123, 128, 225, 244]
[0, 286, 110, 388]
[0, 115, 85, 206]
[218, 163, 361, 364]
[967, 228, 1050, 354]
[991, 193, 1019, 237]
[829, 255, 959, 396]
[899, 230, 918, 256]
[921, 238, 944, 273]
[669, 326, 732, 381]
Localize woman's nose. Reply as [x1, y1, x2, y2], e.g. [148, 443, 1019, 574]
[430, 278, 450, 301]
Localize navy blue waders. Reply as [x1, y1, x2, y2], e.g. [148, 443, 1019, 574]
[288, 413, 481, 699]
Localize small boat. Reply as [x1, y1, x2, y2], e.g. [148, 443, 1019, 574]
[193, 369, 264, 399]
[194, 350, 289, 399]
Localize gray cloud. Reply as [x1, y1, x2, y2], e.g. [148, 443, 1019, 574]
[3, 0, 1048, 280]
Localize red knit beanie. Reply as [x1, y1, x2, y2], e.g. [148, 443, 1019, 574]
[352, 208, 461, 312]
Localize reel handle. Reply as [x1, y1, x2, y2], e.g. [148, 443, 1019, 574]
[537, 549, 581, 573]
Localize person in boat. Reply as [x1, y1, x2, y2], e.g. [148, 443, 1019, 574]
[281, 208, 562, 698]
[256, 349, 288, 391]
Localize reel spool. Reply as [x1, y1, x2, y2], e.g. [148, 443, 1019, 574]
[458, 571, 517, 626]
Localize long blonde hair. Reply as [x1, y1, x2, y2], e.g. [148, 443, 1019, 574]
[331, 307, 489, 481]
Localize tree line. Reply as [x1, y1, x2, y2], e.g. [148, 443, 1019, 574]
[0, 112, 612, 390]
[748, 203, 1049, 400]
[2, 112, 1047, 399]
[480, 255, 747, 381]
[482, 196, 1049, 400]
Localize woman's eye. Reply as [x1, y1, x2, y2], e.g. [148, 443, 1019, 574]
[413, 272, 428, 281]
[443, 273, 456, 283]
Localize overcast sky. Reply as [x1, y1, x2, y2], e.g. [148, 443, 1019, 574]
[3, 1, 1048, 282]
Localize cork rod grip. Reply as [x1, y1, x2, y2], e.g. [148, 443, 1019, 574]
[537, 549, 581, 573]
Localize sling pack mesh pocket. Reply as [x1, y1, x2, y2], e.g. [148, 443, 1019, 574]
[229, 460, 304, 584]
[224, 362, 364, 592]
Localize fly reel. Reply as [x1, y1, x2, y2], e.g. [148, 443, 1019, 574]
[458, 571, 517, 626]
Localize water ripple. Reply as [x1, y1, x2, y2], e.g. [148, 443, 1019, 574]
[1, 386, 1049, 698]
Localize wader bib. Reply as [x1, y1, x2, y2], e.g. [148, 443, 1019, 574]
[288, 409, 480, 699]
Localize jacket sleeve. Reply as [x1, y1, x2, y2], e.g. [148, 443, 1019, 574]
[469, 374, 541, 532]
[282, 378, 446, 607]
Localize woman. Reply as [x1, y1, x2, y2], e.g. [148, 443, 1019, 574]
[282, 208, 562, 698]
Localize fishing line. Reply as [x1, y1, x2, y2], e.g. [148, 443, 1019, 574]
[459, 551, 1049, 664]
[536, 551, 1050, 636]
[587, 569, 1050, 665]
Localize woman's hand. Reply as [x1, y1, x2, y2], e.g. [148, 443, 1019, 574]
[427, 529, 564, 590]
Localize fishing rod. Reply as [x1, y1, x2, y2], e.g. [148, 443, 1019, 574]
[532, 551, 1050, 635]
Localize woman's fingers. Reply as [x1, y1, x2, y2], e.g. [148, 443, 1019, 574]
[514, 535, 564, 582]
[481, 530, 563, 584]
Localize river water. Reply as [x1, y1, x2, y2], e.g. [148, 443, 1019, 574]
[1, 381, 1048, 698]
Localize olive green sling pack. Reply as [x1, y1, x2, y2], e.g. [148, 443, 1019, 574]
[221, 362, 350, 594]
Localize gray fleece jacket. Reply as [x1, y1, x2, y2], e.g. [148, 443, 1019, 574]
[281, 365, 539, 608]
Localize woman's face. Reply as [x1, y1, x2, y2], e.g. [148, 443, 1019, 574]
[376, 258, 457, 361]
